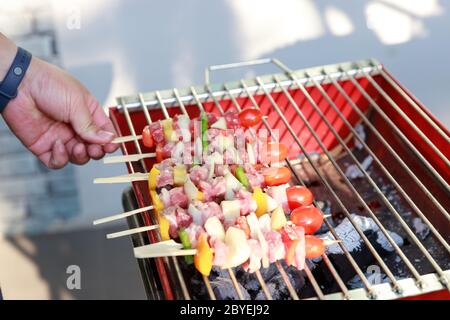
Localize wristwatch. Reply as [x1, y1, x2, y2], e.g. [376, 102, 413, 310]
[0, 47, 32, 113]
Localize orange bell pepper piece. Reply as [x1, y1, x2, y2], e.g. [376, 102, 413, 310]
[194, 233, 213, 276]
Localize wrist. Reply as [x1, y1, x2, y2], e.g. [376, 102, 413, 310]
[0, 33, 17, 80]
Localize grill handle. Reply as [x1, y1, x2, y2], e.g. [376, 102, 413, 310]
[204, 58, 292, 85]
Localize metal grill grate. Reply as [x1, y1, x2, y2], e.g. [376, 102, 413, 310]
[108, 58, 450, 300]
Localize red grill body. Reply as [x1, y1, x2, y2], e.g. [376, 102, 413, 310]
[107, 59, 450, 300]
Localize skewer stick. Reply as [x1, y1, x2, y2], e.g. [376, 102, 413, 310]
[93, 205, 154, 225]
[134, 240, 185, 258]
[112, 135, 142, 144]
[103, 153, 156, 164]
[107, 225, 159, 239]
[93, 172, 148, 184]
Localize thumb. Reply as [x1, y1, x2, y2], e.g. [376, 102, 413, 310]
[70, 96, 115, 145]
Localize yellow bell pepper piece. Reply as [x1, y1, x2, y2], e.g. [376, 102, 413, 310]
[150, 190, 164, 216]
[158, 214, 170, 241]
[161, 119, 176, 142]
[173, 165, 187, 186]
[194, 233, 213, 276]
[148, 166, 160, 190]
[149, 190, 169, 241]
[197, 191, 204, 201]
[253, 187, 267, 217]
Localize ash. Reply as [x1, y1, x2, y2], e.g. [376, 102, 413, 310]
[182, 126, 449, 299]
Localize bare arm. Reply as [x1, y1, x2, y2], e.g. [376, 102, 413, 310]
[0, 33, 118, 168]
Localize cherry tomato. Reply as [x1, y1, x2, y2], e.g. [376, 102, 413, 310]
[142, 125, 154, 148]
[262, 142, 288, 164]
[155, 145, 164, 163]
[238, 108, 262, 128]
[263, 167, 292, 186]
[286, 186, 314, 211]
[291, 206, 323, 234]
[305, 235, 325, 259]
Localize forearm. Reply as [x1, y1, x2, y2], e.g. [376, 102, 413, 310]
[0, 33, 18, 79]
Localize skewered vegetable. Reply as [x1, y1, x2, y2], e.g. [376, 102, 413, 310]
[238, 107, 262, 128]
[142, 125, 154, 148]
[291, 206, 324, 234]
[271, 206, 287, 231]
[179, 229, 194, 264]
[286, 186, 314, 210]
[194, 233, 213, 276]
[263, 167, 292, 186]
[305, 235, 325, 258]
[235, 166, 250, 189]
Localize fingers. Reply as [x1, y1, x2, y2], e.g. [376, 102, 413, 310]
[87, 144, 105, 160]
[69, 95, 116, 145]
[45, 139, 69, 169]
[70, 142, 90, 165]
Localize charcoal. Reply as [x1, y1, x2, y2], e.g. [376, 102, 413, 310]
[412, 217, 430, 240]
[210, 277, 250, 300]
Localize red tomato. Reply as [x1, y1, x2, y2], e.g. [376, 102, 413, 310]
[305, 235, 325, 259]
[263, 167, 292, 186]
[155, 145, 164, 163]
[238, 108, 262, 128]
[142, 125, 154, 148]
[261, 142, 288, 164]
[290, 206, 323, 234]
[286, 186, 314, 211]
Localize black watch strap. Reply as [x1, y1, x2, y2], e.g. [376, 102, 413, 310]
[0, 47, 32, 113]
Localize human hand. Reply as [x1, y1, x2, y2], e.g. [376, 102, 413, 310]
[0, 34, 119, 169]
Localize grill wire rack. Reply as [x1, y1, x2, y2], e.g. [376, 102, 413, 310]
[108, 58, 450, 300]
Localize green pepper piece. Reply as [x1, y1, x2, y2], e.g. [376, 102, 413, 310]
[201, 113, 209, 150]
[179, 228, 194, 264]
[235, 166, 250, 189]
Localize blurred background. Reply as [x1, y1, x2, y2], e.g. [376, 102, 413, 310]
[0, 0, 448, 299]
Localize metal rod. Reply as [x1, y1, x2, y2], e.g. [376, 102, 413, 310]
[375, 65, 449, 142]
[136, 93, 191, 300]
[253, 75, 404, 294]
[318, 70, 450, 253]
[239, 80, 375, 298]
[344, 66, 450, 216]
[279, 72, 445, 285]
[187, 86, 246, 300]
[356, 62, 449, 170]
[219, 82, 327, 299]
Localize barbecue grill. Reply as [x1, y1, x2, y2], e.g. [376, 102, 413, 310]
[103, 58, 450, 300]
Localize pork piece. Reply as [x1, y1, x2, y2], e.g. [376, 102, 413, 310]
[174, 114, 191, 142]
[215, 164, 229, 177]
[224, 110, 239, 129]
[199, 177, 226, 202]
[169, 187, 188, 208]
[184, 223, 205, 248]
[293, 226, 305, 270]
[163, 206, 193, 238]
[264, 231, 286, 263]
[149, 121, 165, 144]
[189, 201, 224, 225]
[156, 159, 174, 188]
[243, 163, 264, 189]
[243, 239, 263, 273]
[267, 184, 289, 213]
[189, 166, 209, 185]
[235, 189, 257, 216]
[211, 238, 229, 267]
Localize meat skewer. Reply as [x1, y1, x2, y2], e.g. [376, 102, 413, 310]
[94, 110, 329, 276]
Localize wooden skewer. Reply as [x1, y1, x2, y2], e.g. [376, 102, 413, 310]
[112, 135, 142, 144]
[93, 172, 148, 184]
[93, 205, 154, 225]
[103, 153, 156, 164]
[107, 225, 159, 239]
[134, 240, 185, 259]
